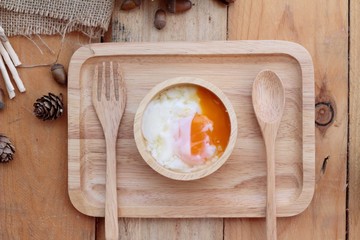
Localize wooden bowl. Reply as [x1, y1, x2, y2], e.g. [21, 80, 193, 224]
[134, 77, 238, 181]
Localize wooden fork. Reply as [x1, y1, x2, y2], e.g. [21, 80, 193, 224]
[92, 61, 126, 240]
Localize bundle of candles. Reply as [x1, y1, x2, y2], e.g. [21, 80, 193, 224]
[0, 25, 25, 99]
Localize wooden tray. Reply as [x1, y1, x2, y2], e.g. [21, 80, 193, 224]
[68, 41, 315, 218]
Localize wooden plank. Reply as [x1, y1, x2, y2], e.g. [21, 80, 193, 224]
[226, 0, 348, 239]
[99, 0, 227, 239]
[107, 0, 227, 42]
[97, 218, 223, 240]
[0, 33, 95, 239]
[349, 0, 360, 239]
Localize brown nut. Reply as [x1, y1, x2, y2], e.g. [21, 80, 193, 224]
[166, 0, 192, 13]
[0, 88, 5, 110]
[51, 63, 67, 85]
[121, 0, 141, 11]
[154, 9, 166, 30]
[218, 0, 235, 5]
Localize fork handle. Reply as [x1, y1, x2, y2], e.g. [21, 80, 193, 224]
[105, 137, 119, 240]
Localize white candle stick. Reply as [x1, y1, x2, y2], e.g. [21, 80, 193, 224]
[0, 42, 25, 92]
[3, 41, 21, 66]
[0, 56, 15, 99]
[0, 26, 21, 66]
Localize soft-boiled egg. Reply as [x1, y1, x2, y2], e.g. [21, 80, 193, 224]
[142, 85, 231, 172]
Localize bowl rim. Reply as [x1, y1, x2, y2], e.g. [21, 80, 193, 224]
[133, 76, 238, 181]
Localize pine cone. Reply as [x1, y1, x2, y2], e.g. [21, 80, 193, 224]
[33, 93, 64, 121]
[0, 135, 15, 163]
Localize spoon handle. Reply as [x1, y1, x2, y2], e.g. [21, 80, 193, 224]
[265, 137, 277, 240]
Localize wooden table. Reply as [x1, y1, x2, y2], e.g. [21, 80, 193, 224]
[1, 0, 357, 239]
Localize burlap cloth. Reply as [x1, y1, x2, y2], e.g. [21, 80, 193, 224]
[0, 0, 115, 38]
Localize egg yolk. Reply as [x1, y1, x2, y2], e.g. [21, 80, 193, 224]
[190, 87, 231, 158]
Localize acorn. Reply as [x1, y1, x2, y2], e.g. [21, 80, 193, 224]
[121, 0, 141, 11]
[154, 9, 166, 30]
[51, 63, 67, 85]
[0, 88, 5, 110]
[166, 0, 192, 13]
[218, 0, 235, 5]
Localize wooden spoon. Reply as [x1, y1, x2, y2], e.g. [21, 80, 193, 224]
[252, 70, 285, 240]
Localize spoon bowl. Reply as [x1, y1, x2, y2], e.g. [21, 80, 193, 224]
[252, 70, 285, 240]
[252, 71, 285, 123]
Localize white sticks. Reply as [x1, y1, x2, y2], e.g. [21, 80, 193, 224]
[3, 41, 21, 66]
[0, 25, 25, 99]
[0, 42, 25, 92]
[0, 56, 15, 99]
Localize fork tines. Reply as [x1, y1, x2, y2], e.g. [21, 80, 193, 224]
[95, 61, 121, 101]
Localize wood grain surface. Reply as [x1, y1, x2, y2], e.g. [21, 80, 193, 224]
[0, 33, 95, 239]
[349, 0, 360, 239]
[97, 218, 224, 240]
[0, 0, 351, 239]
[107, 0, 227, 42]
[226, 0, 348, 240]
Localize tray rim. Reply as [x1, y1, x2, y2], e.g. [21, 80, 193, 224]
[67, 40, 315, 218]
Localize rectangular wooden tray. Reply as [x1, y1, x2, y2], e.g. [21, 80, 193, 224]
[68, 41, 315, 218]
